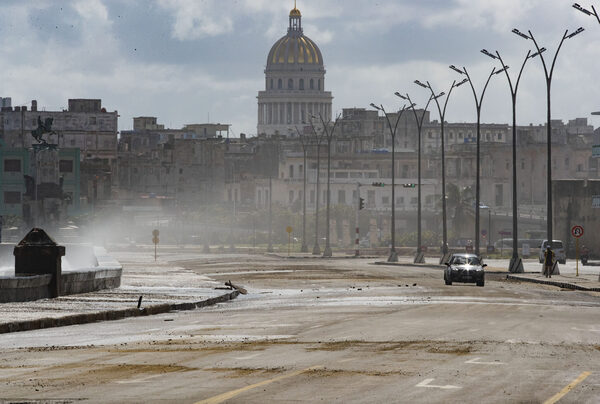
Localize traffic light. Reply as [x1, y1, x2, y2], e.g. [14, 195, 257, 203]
[372, 182, 385, 187]
[403, 184, 416, 188]
[359, 197, 365, 210]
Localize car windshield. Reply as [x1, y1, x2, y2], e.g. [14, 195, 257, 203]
[452, 256, 480, 265]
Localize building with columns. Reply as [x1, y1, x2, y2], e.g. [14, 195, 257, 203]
[257, 4, 333, 136]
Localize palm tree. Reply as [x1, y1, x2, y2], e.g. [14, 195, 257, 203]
[445, 184, 474, 241]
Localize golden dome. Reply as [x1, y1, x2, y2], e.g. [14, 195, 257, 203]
[267, 35, 323, 67]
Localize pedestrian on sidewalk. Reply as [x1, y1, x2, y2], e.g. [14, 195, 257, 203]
[543, 246, 554, 278]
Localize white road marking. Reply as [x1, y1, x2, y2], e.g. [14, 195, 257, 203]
[571, 327, 600, 333]
[416, 378, 461, 389]
[338, 358, 356, 363]
[116, 374, 164, 384]
[234, 353, 262, 360]
[465, 357, 506, 365]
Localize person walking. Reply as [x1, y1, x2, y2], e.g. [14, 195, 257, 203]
[543, 245, 554, 278]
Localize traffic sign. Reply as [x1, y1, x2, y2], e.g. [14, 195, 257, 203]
[286, 226, 293, 234]
[152, 229, 159, 237]
[481, 229, 487, 236]
[152, 236, 159, 244]
[571, 225, 584, 238]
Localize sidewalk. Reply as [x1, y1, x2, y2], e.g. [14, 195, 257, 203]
[0, 251, 241, 334]
[507, 272, 600, 292]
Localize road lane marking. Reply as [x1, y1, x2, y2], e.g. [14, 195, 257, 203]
[571, 327, 600, 333]
[465, 357, 506, 365]
[234, 353, 261, 360]
[543, 371, 591, 404]
[195, 365, 322, 404]
[415, 378, 461, 390]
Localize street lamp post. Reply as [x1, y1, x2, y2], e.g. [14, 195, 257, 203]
[396, 93, 434, 263]
[308, 119, 325, 255]
[481, 48, 540, 272]
[267, 176, 274, 252]
[370, 103, 408, 262]
[296, 127, 310, 253]
[512, 27, 584, 258]
[415, 79, 467, 260]
[315, 114, 341, 258]
[450, 65, 494, 257]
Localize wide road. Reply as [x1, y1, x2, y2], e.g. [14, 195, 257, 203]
[0, 253, 599, 403]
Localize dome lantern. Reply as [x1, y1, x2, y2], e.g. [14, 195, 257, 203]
[289, 1, 302, 34]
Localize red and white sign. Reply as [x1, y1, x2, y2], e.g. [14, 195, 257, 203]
[571, 225, 584, 238]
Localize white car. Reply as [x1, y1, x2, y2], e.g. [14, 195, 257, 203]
[539, 240, 566, 264]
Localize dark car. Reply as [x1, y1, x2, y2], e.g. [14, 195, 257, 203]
[444, 253, 486, 287]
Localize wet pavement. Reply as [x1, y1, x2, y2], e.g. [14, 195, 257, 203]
[0, 248, 598, 403]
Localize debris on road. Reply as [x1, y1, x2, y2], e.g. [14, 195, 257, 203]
[225, 280, 248, 295]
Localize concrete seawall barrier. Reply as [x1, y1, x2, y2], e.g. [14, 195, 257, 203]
[0, 246, 122, 303]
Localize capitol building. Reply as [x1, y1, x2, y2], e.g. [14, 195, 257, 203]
[257, 3, 333, 136]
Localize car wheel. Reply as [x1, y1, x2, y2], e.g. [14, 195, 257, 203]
[477, 278, 484, 287]
[560, 260, 566, 265]
[445, 279, 452, 285]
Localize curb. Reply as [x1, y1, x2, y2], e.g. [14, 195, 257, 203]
[265, 253, 378, 260]
[0, 290, 240, 335]
[506, 275, 600, 292]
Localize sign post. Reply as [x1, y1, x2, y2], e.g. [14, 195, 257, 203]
[286, 226, 293, 257]
[571, 225, 584, 276]
[152, 229, 160, 261]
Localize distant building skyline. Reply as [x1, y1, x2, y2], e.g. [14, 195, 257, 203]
[0, 1, 599, 135]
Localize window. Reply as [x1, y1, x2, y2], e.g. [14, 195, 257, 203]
[288, 79, 293, 89]
[278, 79, 282, 89]
[289, 190, 294, 203]
[70, 139, 76, 146]
[3, 159, 21, 172]
[270, 79, 273, 89]
[228, 189, 232, 201]
[289, 165, 294, 178]
[495, 184, 503, 206]
[577, 163, 584, 172]
[449, 132, 454, 139]
[410, 197, 417, 204]
[382, 196, 389, 205]
[318, 79, 321, 90]
[497, 133, 503, 141]
[310, 190, 315, 203]
[89, 116, 96, 125]
[565, 157, 569, 167]
[397, 197, 404, 204]
[4, 191, 21, 204]
[257, 190, 262, 204]
[426, 195, 433, 205]
[338, 190, 346, 204]
[59, 160, 73, 173]
[310, 79, 314, 89]
[299, 79, 304, 90]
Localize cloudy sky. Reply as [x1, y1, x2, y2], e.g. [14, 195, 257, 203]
[1, 0, 599, 135]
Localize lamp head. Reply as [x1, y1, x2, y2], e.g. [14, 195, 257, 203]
[530, 47, 547, 58]
[449, 65, 465, 74]
[456, 78, 469, 87]
[414, 80, 428, 88]
[566, 27, 585, 39]
[370, 103, 381, 111]
[395, 92, 408, 100]
[495, 65, 509, 74]
[512, 28, 531, 40]
[573, 3, 593, 16]
[480, 49, 497, 59]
